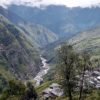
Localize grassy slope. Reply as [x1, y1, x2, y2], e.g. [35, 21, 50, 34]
[69, 27, 100, 59]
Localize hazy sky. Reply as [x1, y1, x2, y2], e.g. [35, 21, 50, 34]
[0, 0, 100, 8]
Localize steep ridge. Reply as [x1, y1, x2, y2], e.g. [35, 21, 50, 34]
[0, 15, 41, 80]
[18, 23, 58, 48]
[0, 6, 58, 48]
[0, 6, 25, 24]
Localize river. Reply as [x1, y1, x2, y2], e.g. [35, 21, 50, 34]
[34, 56, 50, 86]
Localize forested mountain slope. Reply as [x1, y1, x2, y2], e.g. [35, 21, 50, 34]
[0, 6, 58, 48]
[0, 15, 41, 80]
[18, 23, 58, 48]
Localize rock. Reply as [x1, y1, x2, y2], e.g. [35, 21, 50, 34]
[42, 83, 63, 99]
[43, 88, 52, 94]
[96, 84, 100, 89]
[92, 71, 100, 76]
[75, 69, 100, 89]
[97, 76, 100, 81]
[88, 80, 94, 85]
[50, 83, 61, 88]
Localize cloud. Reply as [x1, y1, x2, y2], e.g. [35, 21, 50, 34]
[0, 0, 100, 8]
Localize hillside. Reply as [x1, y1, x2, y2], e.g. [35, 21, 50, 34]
[0, 15, 41, 80]
[0, 6, 58, 48]
[69, 27, 100, 58]
[18, 23, 58, 48]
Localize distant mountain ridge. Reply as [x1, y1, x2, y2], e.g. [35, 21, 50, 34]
[0, 6, 25, 24]
[8, 5, 100, 38]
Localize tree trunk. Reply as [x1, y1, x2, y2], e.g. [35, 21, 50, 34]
[65, 61, 73, 100]
[79, 66, 85, 100]
[68, 81, 73, 100]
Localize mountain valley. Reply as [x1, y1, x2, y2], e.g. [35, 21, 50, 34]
[0, 3, 100, 100]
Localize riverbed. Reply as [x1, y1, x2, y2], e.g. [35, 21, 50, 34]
[34, 56, 50, 86]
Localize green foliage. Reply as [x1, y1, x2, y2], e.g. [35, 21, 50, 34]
[0, 74, 8, 93]
[56, 44, 79, 100]
[0, 80, 25, 100]
[56, 44, 96, 100]
[55, 90, 100, 100]
[0, 80, 38, 100]
[21, 82, 38, 100]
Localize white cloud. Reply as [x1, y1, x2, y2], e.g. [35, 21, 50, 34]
[0, 0, 100, 8]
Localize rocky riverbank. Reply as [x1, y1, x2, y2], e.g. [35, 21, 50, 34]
[34, 56, 50, 86]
